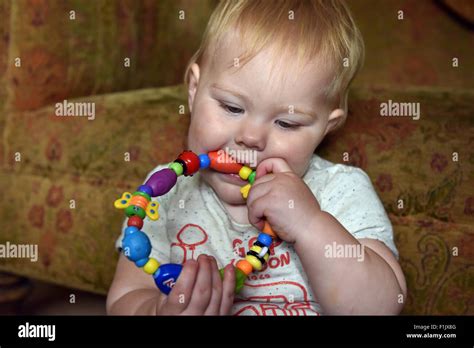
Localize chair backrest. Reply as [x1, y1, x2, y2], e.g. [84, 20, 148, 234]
[1, 0, 217, 113]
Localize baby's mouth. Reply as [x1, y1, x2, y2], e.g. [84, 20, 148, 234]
[219, 172, 248, 186]
[208, 150, 257, 169]
[224, 153, 257, 170]
[205, 150, 257, 188]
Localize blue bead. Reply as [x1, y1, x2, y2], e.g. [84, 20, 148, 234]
[153, 263, 183, 295]
[198, 154, 210, 169]
[121, 230, 152, 263]
[257, 233, 273, 247]
[135, 257, 149, 267]
[124, 226, 138, 235]
[137, 185, 153, 196]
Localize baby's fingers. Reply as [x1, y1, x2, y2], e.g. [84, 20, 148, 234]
[184, 254, 213, 315]
[255, 157, 292, 179]
[203, 256, 223, 315]
[161, 259, 198, 314]
[219, 264, 236, 315]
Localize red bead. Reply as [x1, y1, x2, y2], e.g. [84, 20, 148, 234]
[177, 150, 200, 176]
[127, 216, 143, 230]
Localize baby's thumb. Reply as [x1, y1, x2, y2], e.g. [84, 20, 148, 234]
[255, 158, 292, 179]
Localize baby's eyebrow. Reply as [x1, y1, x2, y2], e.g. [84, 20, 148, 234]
[210, 83, 250, 102]
[276, 104, 317, 119]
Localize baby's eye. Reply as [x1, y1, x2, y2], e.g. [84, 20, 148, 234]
[276, 120, 299, 130]
[219, 102, 244, 115]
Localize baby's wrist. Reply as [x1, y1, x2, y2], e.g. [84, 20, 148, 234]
[294, 209, 328, 246]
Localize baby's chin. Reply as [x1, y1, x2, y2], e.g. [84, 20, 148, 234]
[202, 171, 247, 206]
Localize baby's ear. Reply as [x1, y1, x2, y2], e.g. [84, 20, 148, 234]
[187, 63, 200, 114]
[324, 108, 346, 136]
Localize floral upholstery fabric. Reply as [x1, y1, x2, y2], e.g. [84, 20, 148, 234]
[319, 88, 473, 314]
[5, 0, 217, 111]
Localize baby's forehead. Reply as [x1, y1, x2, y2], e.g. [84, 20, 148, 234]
[207, 41, 334, 103]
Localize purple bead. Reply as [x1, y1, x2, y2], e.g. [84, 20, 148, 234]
[145, 168, 177, 197]
[137, 185, 153, 196]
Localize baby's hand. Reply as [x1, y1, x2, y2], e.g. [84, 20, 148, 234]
[247, 158, 321, 243]
[158, 254, 235, 315]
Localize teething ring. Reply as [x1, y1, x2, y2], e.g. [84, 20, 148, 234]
[115, 150, 278, 295]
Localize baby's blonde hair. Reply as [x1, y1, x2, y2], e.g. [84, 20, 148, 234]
[184, 0, 364, 112]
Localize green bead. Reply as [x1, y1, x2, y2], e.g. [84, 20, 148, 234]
[133, 191, 151, 201]
[235, 268, 247, 294]
[125, 205, 146, 219]
[248, 171, 256, 184]
[169, 162, 183, 176]
[219, 267, 247, 294]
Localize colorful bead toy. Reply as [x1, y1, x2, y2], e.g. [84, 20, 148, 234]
[114, 150, 277, 295]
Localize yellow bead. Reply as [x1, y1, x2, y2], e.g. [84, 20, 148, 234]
[143, 258, 160, 274]
[251, 245, 269, 262]
[250, 245, 262, 254]
[239, 166, 253, 180]
[240, 183, 251, 199]
[245, 254, 262, 271]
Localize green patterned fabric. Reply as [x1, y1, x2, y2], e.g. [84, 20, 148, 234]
[0, 85, 190, 294]
[0, 0, 11, 158]
[0, 84, 472, 315]
[6, 0, 216, 111]
[319, 88, 474, 315]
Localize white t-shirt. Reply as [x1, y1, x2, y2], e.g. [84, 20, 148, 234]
[115, 154, 398, 316]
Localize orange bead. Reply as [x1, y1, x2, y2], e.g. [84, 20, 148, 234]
[262, 221, 277, 239]
[130, 195, 148, 210]
[208, 151, 243, 174]
[236, 259, 253, 276]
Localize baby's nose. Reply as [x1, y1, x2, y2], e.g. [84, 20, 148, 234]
[234, 124, 265, 151]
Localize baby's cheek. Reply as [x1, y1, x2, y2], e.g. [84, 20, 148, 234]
[284, 148, 314, 177]
[188, 113, 225, 152]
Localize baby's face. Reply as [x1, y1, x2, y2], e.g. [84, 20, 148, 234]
[187, 40, 344, 206]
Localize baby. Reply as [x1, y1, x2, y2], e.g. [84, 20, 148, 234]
[107, 0, 406, 315]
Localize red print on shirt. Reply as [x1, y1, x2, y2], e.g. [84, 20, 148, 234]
[169, 224, 317, 315]
[170, 223, 208, 261]
[231, 238, 317, 316]
[233, 280, 319, 316]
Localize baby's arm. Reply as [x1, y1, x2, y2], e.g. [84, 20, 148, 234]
[107, 254, 166, 315]
[294, 211, 407, 314]
[107, 254, 236, 315]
